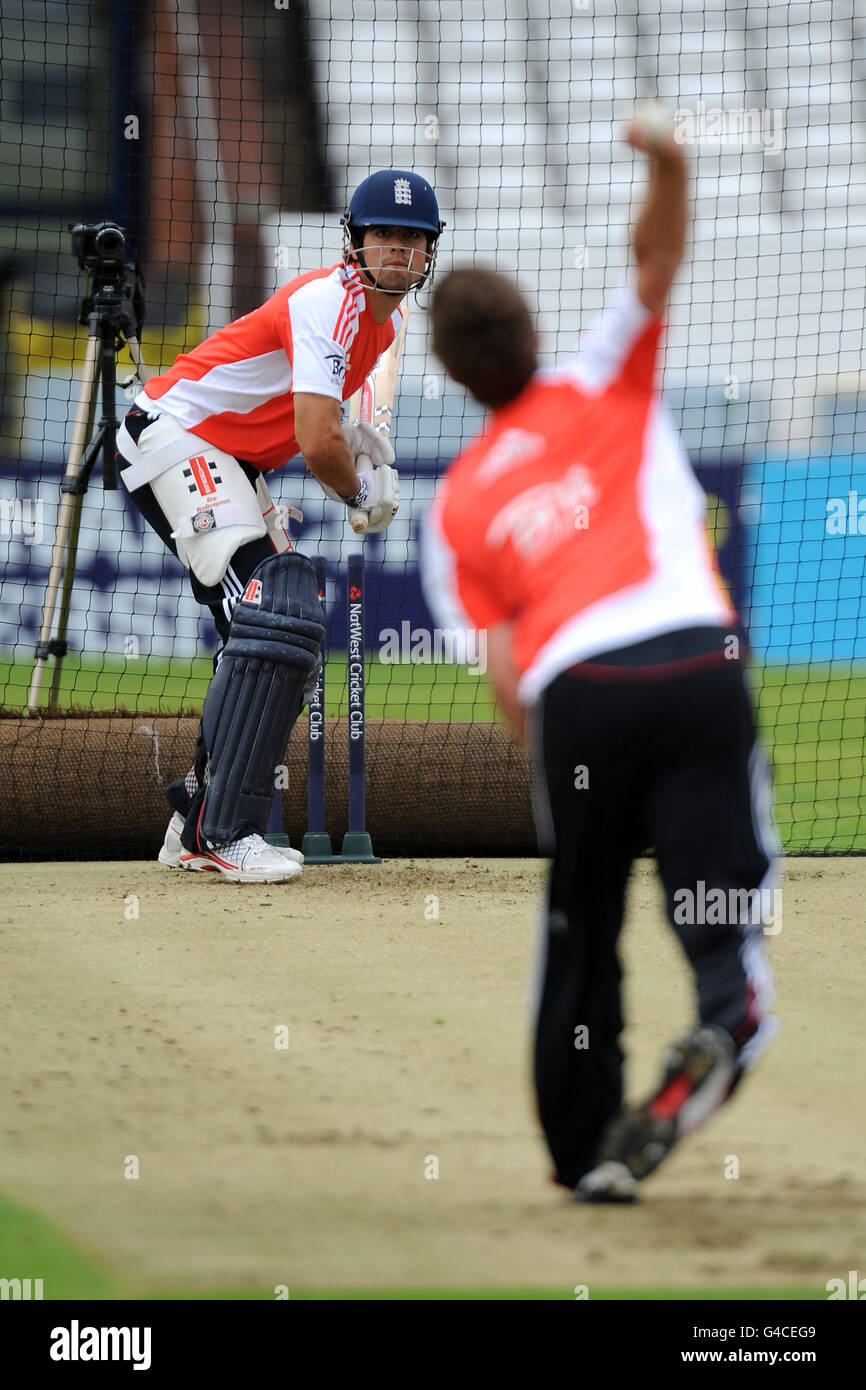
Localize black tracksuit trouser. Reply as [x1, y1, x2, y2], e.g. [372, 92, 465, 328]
[530, 630, 778, 1188]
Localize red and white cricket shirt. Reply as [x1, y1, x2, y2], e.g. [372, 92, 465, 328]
[422, 283, 735, 705]
[136, 264, 403, 472]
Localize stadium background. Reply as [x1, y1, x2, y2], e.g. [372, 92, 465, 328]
[0, 0, 864, 1306]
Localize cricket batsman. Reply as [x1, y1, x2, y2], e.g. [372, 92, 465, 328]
[422, 111, 780, 1200]
[117, 171, 444, 882]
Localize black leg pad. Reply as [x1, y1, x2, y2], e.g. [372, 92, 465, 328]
[185, 551, 325, 851]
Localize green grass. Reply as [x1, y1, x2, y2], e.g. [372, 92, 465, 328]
[0, 652, 498, 722]
[2, 654, 864, 851]
[0, 1189, 825, 1302]
[0, 1191, 119, 1300]
[754, 664, 866, 852]
[1, 653, 216, 717]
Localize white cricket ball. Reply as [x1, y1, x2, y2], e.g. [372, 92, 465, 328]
[634, 100, 674, 148]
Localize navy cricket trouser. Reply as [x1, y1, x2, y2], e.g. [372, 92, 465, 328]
[530, 631, 779, 1189]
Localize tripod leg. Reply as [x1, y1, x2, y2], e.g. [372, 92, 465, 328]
[27, 335, 102, 714]
[49, 320, 122, 699]
[46, 466, 93, 709]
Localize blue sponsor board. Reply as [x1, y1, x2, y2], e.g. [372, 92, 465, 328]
[2, 451, 749, 664]
[10, 448, 862, 670]
[742, 451, 866, 662]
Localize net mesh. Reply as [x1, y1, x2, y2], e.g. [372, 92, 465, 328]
[1, 0, 864, 855]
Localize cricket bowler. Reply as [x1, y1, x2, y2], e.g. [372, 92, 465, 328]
[422, 112, 780, 1201]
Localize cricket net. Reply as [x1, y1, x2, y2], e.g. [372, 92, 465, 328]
[1, 0, 864, 857]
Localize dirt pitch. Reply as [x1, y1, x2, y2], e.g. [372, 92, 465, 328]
[0, 856, 863, 1297]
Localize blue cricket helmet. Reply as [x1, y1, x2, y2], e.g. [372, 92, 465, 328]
[343, 170, 444, 241]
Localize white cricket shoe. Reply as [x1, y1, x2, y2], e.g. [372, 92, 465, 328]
[158, 812, 303, 874]
[185, 832, 303, 883]
[158, 813, 205, 869]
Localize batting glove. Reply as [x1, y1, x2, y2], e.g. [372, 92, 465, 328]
[340, 420, 395, 469]
[345, 465, 400, 533]
[316, 423, 399, 532]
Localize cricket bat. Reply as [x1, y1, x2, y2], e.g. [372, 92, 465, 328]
[347, 304, 409, 534]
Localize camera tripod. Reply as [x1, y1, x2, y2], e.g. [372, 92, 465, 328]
[28, 229, 150, 714]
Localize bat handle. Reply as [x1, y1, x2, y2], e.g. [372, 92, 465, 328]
[350, 511, 368, 535]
